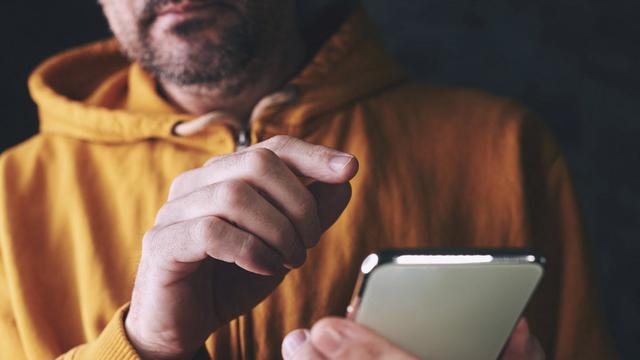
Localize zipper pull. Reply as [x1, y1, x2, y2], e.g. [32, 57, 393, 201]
[236, 128, 251, 151]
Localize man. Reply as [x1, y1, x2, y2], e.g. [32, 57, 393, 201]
[0, 0, 613, 358]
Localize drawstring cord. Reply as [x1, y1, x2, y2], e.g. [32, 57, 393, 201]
[248, 86, 299, 127]
[172, 112, 238, 136]
[172, 86, 299, 149]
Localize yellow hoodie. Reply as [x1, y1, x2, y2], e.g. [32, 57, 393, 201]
[0, 9, 613, 360]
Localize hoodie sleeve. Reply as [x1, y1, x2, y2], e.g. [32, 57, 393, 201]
[0, 150, 140, 360]
[56, 305, 212, 359]
[515, 112, 616, 359]
[1, 254, 154, 360]
[0, 250, 27, 360]
[56, 305, 140, 360]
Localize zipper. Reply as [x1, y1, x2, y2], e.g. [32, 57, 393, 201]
[235, 127, 251, 151]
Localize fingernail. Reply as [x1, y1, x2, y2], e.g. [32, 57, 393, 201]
[329, 155, 353, 173]
[314, 326, 343, 355]
[282, 330, 309, 359]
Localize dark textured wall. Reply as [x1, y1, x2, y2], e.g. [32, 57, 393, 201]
[1, 0, 638, 358]
[364, 2, 639, 358]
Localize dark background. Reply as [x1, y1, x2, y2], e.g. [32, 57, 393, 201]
[1, 0, 638, 358]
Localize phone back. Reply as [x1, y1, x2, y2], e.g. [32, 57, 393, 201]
[352, 261, 543, 360]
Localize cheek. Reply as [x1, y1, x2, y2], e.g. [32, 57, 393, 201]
[101, 0, 140, 38]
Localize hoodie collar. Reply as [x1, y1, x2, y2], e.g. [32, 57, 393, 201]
[29, 6, 406, 153]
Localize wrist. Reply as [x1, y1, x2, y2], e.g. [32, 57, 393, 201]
[124, 309, 199, 360]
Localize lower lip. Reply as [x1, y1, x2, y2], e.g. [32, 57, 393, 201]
[157, 2, 232, 18]
[153, 2, 234, 31]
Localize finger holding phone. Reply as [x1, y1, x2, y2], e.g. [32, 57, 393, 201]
[282, 249, 547, 360]
[281, 317, 545, 360]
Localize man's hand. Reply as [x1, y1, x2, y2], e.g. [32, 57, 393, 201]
[125, 136, 359, 359]
[282, 317, 545, 360]
[282, 317, 418, 360]
[501, 318, 545, 360]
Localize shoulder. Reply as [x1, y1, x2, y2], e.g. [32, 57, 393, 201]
[363, 81, 561, 166]
[1, 135, 46, 175]
[367, 82, 529, 130]
[350, 82, 565, 196]
[0, 134, 72, 194]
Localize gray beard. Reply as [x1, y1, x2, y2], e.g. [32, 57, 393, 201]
[137, 17, 258, 90]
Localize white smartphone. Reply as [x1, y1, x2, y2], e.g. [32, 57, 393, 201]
[347, 249, 545, 360]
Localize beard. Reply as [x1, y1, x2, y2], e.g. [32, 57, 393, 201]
[121, 0, 267, 90]
[141, 19, 256, 88]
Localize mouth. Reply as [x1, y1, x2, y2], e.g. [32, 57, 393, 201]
[156, 0, 233, 17]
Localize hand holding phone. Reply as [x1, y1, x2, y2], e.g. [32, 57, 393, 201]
[281, 312, 545, 359]
[346, 249, 545, 360]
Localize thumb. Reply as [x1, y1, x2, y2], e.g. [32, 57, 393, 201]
[501, 318, 546, 360]
[309, 317, 417, 359]
[308, 182, 352, 231]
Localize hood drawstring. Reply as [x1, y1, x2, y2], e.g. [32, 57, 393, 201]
[172, 86, 299, 150]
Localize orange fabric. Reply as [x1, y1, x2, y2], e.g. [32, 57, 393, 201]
[0, 9, 613, 360]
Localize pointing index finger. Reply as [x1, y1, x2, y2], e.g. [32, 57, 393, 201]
[253, 136, 359, 184]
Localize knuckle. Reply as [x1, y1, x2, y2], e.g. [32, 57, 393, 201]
[154, 203, 171, 225]
[266, 135, 293, 149]
[239, 234, 265, 264]
[141, 226, 163, 254]
[197, 183, 219, 204]
[215, 180, 250, 208]
[168, 171, 190, 199]
[191, 217, 224, 244]
[202, 154, 223, 167]
[273, 220, 297, 246]
[233, 234, 277, 267]
[243, 148, 279, 175]
[191, 217, 238, 263]
[295, 193, 318, 218]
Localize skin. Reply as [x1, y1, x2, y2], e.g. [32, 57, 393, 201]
[99, 0, 307, 120]
[126, 135, 358, 359]
[97, 0, 546, 358]
[282, 317, 545, 360]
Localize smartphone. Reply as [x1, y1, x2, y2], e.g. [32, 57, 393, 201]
[347, 249, 545, 360]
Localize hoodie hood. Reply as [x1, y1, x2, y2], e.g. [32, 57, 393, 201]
[28, 7, 406, 152]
